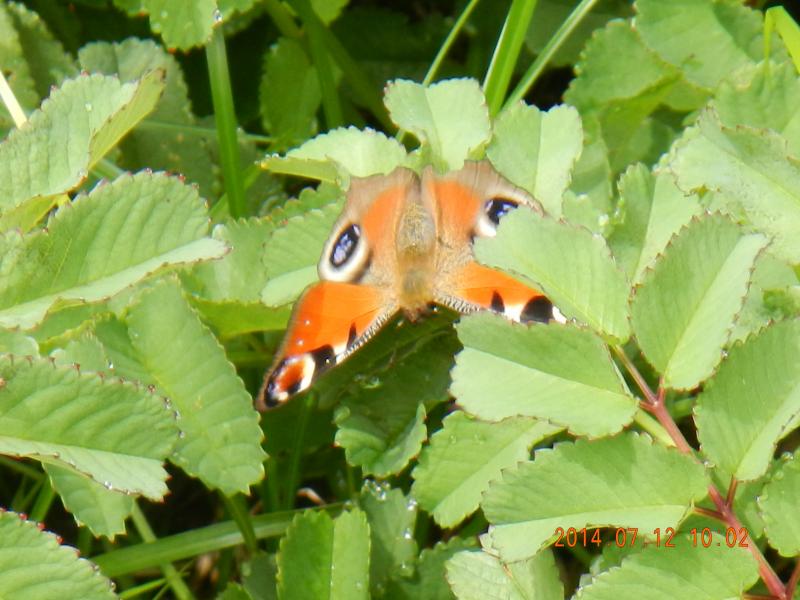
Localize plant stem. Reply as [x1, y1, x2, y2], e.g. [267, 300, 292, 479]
[220, 493, 258, 554]
[505, 0, 599, 107]
[205, 24, 246, 218]
[483, 0, 539, 116]
[29, 478, 55, 523]
[95, 504, 343, 577]
[423, 0, 483, 85]
[616, 351, 789, 599]
[0, 70, 28, 127]
[693, 506, 724, 521]
[263, 0, 303, 39]
[130, 503, 195, 600]
[788, 559, 800, 600]
[288, 0, 343, 129]
[283, 393, 316, 509]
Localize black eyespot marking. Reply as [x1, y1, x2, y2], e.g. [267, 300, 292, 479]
[490, 291, 505, 313]
[521, 297, 553, 324]
[485, 198, 519, 225]
[330, 224, 361, 268]
[347, 324, 358, 349]
[311, 344, 336, 372]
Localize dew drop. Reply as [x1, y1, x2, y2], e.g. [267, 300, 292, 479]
[103, 481, 113, 490]
[212, 8, 223, 22]
[84, 102, 92, 112]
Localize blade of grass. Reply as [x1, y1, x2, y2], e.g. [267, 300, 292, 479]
[0, 70, 27, 127]
[138, 120, 273, 144]
[93, 504, 343, 577]
[206, 24, 246, 218]
[264, 0, 303, 39]
[505, 0, 599, 108]
[131, 503, 195, 600]
[286, 0, 343, 129]
[286, 0, 392, 130]
[119, 577, 167, 599]
[483, 0, 539, 116]
[424, 0, 483, 85]
[220, 493, 258, 554]
[29, 478, 55, 523]
[283, 393, 316, 509]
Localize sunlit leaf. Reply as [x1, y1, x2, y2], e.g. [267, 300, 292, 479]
[482, 433, 708, 561]
[695, 319, 800, 481]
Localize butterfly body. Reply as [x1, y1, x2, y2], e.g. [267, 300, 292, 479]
[261, 161, 558, 408]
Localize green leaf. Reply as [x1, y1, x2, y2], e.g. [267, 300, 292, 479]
[0, 172, 227, 329]
[714, 61, 800, 157]
[0, 71, 164, 211]
[335, 330, 457, 476]
[277, 509, 370, 600]
[360, 481, 418, 596]
[142, 0, 216, 50]
[126, 279, 266, 495]
[412, 411, 559, 528]
[44, 463, 133, 540]
[445, 549, 563, 600]
[630, 214, 767, 390]
[475, 208, 631, 342]
[261, 202, 342, 306]
[452, 314, 635, 437]
[260, 37, 321, 151]
[78, 38, 218, 196]
[695, 319, 800, 481]
[384, 78, 491, 171]
[386, 538, 476, 600]
[0, 511, 116, 600]
[573, 534, 758, 600]
[0, 327, 37, 355]
[189, 218, 274, 303]
[635, 0, 762, 90]
[608, 164, 702, 283]
[482, 433, 708, 561]
[487, 103, 582, 217]
[759, 451, 800, 557]
[262, 127, 407, 183]
[4, 2, 76, 99]
[0, 356, 177, 499]
[668, 109, 800, 263]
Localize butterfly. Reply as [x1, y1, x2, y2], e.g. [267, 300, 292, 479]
[259, 160, 563, 408]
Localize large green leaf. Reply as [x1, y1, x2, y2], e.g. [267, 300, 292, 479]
[667, 110, 800, 263]
[335, 329, 457, 476]
[0, 172, 226, 329]
[452, 313, 635, 437]
[695, 319, 800, 481]
[573, 535, 758, 600]
[142, 0, 216, 50]
[44, 463, 133, 540]
[412, 411, 559, 527]
[277, 509, 370, 600]
[482, 433, 708, 561]
[261, 202, 342, 307]
[360, 481, 418, 596]
[486, 103, 582, 217]
[126, 279, 266, 495]
[714, 61, 800, 157]
[384, 78, 491, 171]
[259, 37, 321, 151]
[630, 214, 767, 390]
[386, 538, 476, 600]
[446, 549, 563, 600]
[475, 208, 631, 342]
[0, 71, 164, 211]
[608, 164, 701, 283]
[0, 511, 116, 600]
[261, 127, 407, 184]
[78, 38, 217, 196]
[0, 356, 178, 499]
[759, 450, 800, 557]
[635, 0, 762, 89]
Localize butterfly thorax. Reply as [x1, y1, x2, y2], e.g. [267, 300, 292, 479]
[395, 193, 436, 315]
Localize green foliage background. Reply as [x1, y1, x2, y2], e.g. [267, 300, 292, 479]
[0, 0, 799, 599]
